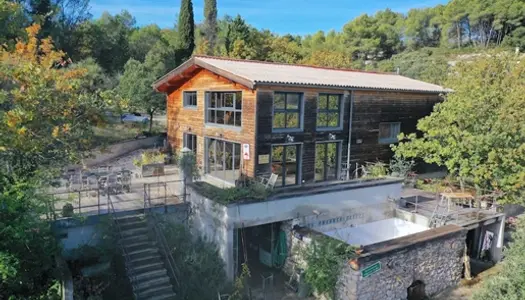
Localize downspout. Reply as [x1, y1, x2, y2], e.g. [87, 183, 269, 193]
[346, 90, 354, 180]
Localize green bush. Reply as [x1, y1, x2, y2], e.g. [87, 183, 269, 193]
[159, 220, 229, 299]
[62, 203, 74, 217]
[191, 181, 270, 205]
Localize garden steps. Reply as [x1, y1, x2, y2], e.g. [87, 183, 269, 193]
[116, 213, 176, 300]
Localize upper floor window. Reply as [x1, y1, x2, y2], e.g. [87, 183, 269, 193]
[379, 122, 401, 144]
[183, 91, 197, 107]
[205, 92, 242, 127]
[317, 94, 342, 129]
[273, 92, 302, 131]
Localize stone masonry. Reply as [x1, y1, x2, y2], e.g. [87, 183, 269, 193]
[336, 225, 467, 300]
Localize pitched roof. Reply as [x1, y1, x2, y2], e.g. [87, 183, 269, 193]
[153, 55, 449, 93]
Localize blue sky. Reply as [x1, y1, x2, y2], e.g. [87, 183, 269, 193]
[90, 0, 448, 35]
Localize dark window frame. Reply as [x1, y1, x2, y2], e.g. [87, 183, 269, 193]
[183, 132, 197, 153]
[271, 143, 302, 187]
[314, 141, 341, 182]
[205, 91, 243, 127]
[183, 91, 197, 107]
[317, 93, 343, 130]
[204, 137, 242, 184]
[378, 122, 401, 144]
[272, 92, 303, 131]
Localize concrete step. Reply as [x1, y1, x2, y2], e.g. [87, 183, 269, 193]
[117, 214, 146, 224]
[133, 269, 167, 282]
[128, 247, 159, 261]
[129, 253, 162, 268]
[120, 219, 148, 231]
[123, 241, 156, 253]
[120, 227, 148, 238]
[134, 275, 171, 291]
[138, 285, 175, 299]
[120, 233, 149, 245]
[149, 293, 177, 300]
[132, 261, 165, 274]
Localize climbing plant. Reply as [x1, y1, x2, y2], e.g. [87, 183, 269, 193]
[301, 236, 357, 299]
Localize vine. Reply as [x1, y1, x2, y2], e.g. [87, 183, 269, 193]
[302, 236, 357, 299]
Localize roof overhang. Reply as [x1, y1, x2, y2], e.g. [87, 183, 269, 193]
[152, 57, 255, 93]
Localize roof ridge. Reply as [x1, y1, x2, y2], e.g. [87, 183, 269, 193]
[193, 55, 398, 76]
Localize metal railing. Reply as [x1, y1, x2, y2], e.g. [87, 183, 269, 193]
[107, 191, 139, 299]
[143, 186, 180, 290]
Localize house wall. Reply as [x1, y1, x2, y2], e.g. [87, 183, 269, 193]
[350, 91, 441, 167]
[336, 227, 466, 300]
[255, 87, 441, 182]
[166, 69, 257, 177]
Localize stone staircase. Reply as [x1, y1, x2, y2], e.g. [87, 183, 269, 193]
[117, 215, 176, 300]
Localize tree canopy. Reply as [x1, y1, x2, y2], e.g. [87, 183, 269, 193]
[393, 54, 525, 203]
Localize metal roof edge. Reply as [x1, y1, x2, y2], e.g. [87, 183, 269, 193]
[254, 81, 448, 94]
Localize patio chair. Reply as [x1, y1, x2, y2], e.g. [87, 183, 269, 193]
[261, 173, 278, 189]
[68, 174, 82, 192]
[118, 170, 132, 193]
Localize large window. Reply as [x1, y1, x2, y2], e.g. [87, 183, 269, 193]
[315, 142, 340, 181]
[205, 92, 242, 127]
[273, 92, 302, 130]
[183, 133, 197, 153]
[183, 91, 197, 107]
[317, 94, 342, 129]
[379, 122, 401, 144]
[206, 138, 242, 183]
[271, 144, 300, 187]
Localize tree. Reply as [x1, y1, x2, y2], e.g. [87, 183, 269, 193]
[223, 15, 251, 55]
[0, 180, 61, 299]
[203, 0, 217, 54]
[119, 57, 165, 133]
[0, 24, 117, 179]
[393, 54, 525, 203]
[178, 0, 195, 59]
[0, 0, 27, 48]
[473, 216, 525, 299]
[129, 24, 163, 62]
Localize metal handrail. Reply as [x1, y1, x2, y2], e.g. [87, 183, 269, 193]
[144, 188, 180, 289]
[107, 190, 140, 299]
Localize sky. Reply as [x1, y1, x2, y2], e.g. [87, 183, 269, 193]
[90, 0, 448, 35]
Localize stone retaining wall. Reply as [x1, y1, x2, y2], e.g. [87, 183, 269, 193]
[336, 225, 466, 300]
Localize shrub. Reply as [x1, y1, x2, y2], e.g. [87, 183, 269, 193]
[62, 203, 74, 217]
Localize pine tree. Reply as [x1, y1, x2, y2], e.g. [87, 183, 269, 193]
[178, 0, 195, 59]
[203, 0, 218, 54]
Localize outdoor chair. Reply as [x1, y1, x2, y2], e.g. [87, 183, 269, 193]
[260, 173, 278, 189]
[68, 174, 82, 192]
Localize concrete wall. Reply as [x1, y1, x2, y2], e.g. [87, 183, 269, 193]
[187, 186, 234, 280]
[227, 181, 402, 228]
[187, 180, 403, 281]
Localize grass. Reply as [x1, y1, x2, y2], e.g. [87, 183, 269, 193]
[190, 181, 271, 205]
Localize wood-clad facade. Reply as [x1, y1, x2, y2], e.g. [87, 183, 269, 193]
[163, 66, 442, 186]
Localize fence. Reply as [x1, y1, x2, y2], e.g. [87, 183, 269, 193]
[47, 180, 185, 219]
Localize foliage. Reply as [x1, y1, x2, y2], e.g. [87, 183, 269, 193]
[230, 263, 250, 300]
[389, 156, 415, 178]
[176, 151, 200, 181]
[62, 203, 74, 217]
[393, 54, 525, 204]
[302, 235, 357, 299]
[159, 220, 228, 299]
[118, 58, 165, 132]
[178, 0, 195, 60]
[362, 161, 388, 178]
[0, 180, 60, 299]
[132, 150, 166, 167]
[191, 181, 270, 205]
[473, 216, 525, 299]
[129, 24, 163, 62]
[202, 0, 218, 54]
[0, 24, 118, 180]
[0, 0, 26, 49]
